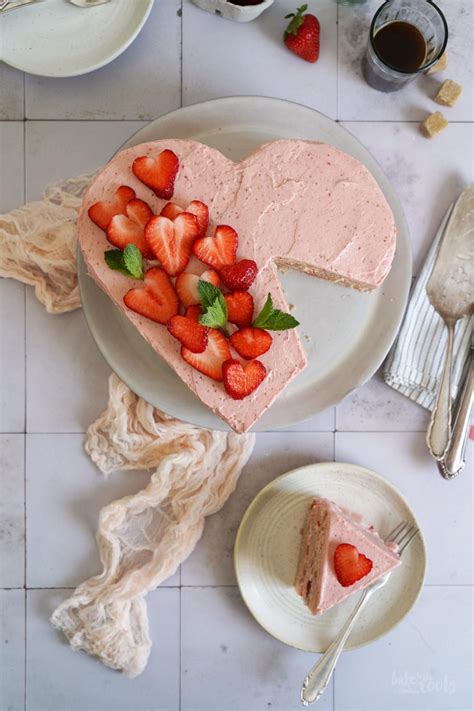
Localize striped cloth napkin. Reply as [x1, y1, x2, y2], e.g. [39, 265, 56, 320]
[383, 206, 473, 411]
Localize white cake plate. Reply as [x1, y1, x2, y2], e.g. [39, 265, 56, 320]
[78, 96, 412, 431]
[234, 463, 426, 652]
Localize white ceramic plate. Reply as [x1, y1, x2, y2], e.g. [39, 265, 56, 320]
[78, 96, 412, 431]
[234, 463, 426, 652]
[0, 0, 154, 78]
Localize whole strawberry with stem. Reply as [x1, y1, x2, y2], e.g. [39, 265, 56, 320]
[284, 4, 320, 63]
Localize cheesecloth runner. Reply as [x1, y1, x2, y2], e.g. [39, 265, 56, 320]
[0, 176, 255, 677]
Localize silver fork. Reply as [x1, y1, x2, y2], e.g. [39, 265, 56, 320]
[300, 520, 419, 706]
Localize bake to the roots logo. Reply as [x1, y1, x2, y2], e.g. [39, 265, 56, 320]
[391, 670, 456, 695]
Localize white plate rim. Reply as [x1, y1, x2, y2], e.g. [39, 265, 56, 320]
[233, 461, 426, 652]
[78, 96, 412, 431]
[0, 0, 154, 78]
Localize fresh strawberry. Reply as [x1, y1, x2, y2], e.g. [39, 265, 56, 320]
[284, 4, 320, 64]
[107, 198, 154, 257]
[88, 185, 136, 231]
[230, 327, 272, 359]
[222, 359, 267, 399]
[161, 200, 209, 238]
[192, 225, 238, 270]
[225, 291, 254, 328]
[123, 267, 179, 324]
[145, 212, 199, 276]
[175, 269, 220, 307]
[220, 259, 257, 291]
[167, 315, 208, 353]
[132, 149, 179, 200]
[181, 328, 231, 381]
[185, 304, 203, 322]
[334, 544, 373, 587]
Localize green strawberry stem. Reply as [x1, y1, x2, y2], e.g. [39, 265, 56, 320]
[284, 4, 308, 36]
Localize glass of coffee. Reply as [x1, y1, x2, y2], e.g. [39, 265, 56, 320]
[363, 0, 448, 92]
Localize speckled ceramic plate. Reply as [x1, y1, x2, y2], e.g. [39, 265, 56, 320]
[234, 462, 426, 652]
[78, 96, 412, 431]
[0, 0, 154, 78]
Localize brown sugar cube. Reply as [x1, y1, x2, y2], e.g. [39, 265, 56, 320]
[420, 112, 448, 138]
[427, 52, 448, 75]
[434, 79, 462, 107]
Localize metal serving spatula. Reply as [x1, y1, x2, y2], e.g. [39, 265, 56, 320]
[426, 183, 474, 461]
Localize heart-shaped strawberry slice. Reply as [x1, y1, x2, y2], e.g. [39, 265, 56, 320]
[145, 212, 199, 276]
[220, 259, 258, 291]
[88, 185, 136, 231]
[192, 225, 238, 270]
[334, 543, 373, 587]
[107, 198, 154, 257]
[225, 291, 254, 328]
[162, 200, 209, 239]
[168, 315, 208, 354]
[123, 267, 179, 324]
[132, 149, 179, 200]
[222, 358, 267, 399]
[175, 269, 220, 307]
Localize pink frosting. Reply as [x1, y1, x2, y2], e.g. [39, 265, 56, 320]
[78, 139, 396, 433]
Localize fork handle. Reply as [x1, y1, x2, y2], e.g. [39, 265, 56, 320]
[427, 318, 456, 460]
[301, 590, 371, 706]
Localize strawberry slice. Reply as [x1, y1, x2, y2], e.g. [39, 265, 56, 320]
[192, 225, 238, 269]
[230, 327, 272, 359]
[88, 185, 136, 231]
[334, 544, 373, 587]
[175, 269, 220, 307]
[161, 200, 208, 237]
[225, 291, 254, 328]
[181, 328, 231, 381]
[185, 305, 203, 322]
[168, 315, 208, 354]
[132, 149, 179, 200]
[220, 259, 257, 291]
[222, 359, 267, 399]
[107, 198, 154, 257]
[123, 267, 179, 324]
[145, 212, 199, 276]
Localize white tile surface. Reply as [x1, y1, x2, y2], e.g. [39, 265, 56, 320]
[0, 435, 25, 588]
[25, 2, 181, 120]
[278, 407, 335, 432]
[342, 120, 474, 275]
[25, 121, 146, 201]
[0, 122, 25, 211]
[336, 371, 430, 432]
[182, 432, 334, 586]
[181, 586, 333, 711]
[0, 279, 25, 433]
[338, 0, 474, 122]
[0, 64, 24, 120]
[27, 587, 180, 711]
[335, 432, 473, 585]
[0, 589, 25, 711]
[25, 292, 111, 433]
[26, 433, 180, 588]
[335, 586, 473, 711]
[183, 0, 338, 119]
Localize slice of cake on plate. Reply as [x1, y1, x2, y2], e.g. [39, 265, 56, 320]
[295, 497, 401, 615]
[78, 139, 397, 433]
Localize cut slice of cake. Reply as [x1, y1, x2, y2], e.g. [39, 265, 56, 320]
[295, 497, 401, 615]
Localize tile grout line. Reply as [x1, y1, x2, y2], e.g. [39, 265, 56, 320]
[179, 585, 182, 711]
[23, 113, 27, 711]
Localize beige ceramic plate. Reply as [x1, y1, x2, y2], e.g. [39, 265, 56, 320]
[234, 462, 426, 652]
[78, 96, 411, 431]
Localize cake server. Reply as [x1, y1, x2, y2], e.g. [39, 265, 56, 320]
[300, 520, 419, 706]
[438, 346, 473, 479]
[426, 183, 474, 461]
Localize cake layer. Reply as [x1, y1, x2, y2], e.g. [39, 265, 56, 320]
[78, 139, 396, 432]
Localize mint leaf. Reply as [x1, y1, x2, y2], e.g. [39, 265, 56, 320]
[253, 293, 299, 331]
[198, 280, 226, 314]
[199, 298, 227, 329]
[123, 244, 143, 280]
[104, 245, 143, 280]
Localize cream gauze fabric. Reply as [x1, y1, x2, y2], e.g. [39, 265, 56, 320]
[0, 177, 255, 677]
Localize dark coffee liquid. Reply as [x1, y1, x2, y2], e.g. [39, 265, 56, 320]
[373, 21, 426, 73]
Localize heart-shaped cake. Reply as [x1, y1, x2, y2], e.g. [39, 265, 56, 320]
[78, 139, 396, 432]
